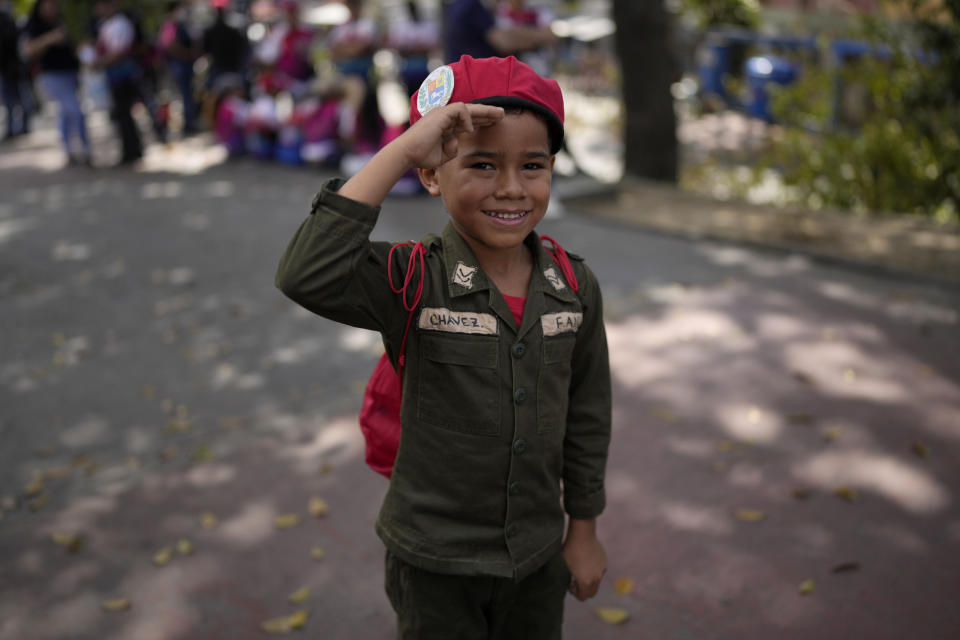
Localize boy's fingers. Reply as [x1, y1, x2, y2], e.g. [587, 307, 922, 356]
[466, 104, 505, 127]
[452, 102, 474, 133]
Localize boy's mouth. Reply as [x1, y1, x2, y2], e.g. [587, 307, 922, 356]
[483, 209, 530, 225]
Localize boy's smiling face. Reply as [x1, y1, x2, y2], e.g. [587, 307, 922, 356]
[421, 111, 555, 256]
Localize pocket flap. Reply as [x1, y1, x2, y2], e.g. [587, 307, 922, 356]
[543, 335, 575, 364]
[422, 334, 498, 368]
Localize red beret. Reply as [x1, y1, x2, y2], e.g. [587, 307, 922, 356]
[409, 55, 564, 154]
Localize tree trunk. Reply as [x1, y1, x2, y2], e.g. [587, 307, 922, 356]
[611, 0, 678, 183]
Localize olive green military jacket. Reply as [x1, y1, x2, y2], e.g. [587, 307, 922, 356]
[276, 179, 611, 580]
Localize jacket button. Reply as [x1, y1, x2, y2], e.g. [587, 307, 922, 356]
[506, 523, 518, 538]
[511, 342, 526, 359]
[513, 387, 527, 404]
[508, 482, 520, 496]
[513, 438, 526, 454]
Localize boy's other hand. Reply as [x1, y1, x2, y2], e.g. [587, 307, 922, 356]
[401, 103, 504, 170]
[563, 518, 607, 601]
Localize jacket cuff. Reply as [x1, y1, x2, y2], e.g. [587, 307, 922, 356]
[563, 487, 605, 520]
[310, 177, 381, 229]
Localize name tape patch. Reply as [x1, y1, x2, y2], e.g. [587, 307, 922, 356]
[419, 307, 499, 335]
[541, 312, 583, 336]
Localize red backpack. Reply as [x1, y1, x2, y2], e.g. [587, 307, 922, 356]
[358, 236, 578, 478]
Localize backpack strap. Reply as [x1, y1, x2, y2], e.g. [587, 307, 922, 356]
[386, 242, 427, 372]
[540, 234, 579, 294]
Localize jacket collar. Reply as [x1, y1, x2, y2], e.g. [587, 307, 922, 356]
[440, 222, 578, 304]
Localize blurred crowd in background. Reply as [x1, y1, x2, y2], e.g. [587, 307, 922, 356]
[0, 0, 615, 186]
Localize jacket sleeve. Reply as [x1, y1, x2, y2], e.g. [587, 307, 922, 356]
[562, 263, 611, 519]
[275, 178, 403, 336]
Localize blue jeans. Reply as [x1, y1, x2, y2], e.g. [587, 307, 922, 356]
[167, 59, 196, 132]
[1, 74, 30, 137]
[37, 71, 89, 155]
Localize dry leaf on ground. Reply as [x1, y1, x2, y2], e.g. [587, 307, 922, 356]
[911, 442, 930, 458]
[715, 440, 736, 453]
[177, 539, 194, 555]
[651, 407, 680, 424]
[613, 577, 634, 595]
[190, 446, 213, 463]
[287, 610, 308, 630]
[274, 514, 301, 529]
[43, 466, 72, 480]
[308, 497, 329, 518]
[101, 598, 131, 612]
[310, 546, 325, 561]
[734, 508, 766, 522]
[594, 607, 629, 624]
[831, 561, 860, 573]
[261, 615, 292, 634]
[24, 474, 44, 497]
[153, 547, 173, 566]
[201, 512, 218, 529]
[833, 487, 859, 502]
[289, 587, 310, 604]
[29, 492, 51, 511]
[261, 610, 309, 634]
[798, 579, 815, 595]
[51, 532, 84, 553]
[821, 427, 843, 442]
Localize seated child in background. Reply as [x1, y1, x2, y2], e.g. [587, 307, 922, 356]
[276, 55, 611, 638]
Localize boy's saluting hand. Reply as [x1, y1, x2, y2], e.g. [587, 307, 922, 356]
[339, 102, 504, 207]
[400, 102, 505, 170]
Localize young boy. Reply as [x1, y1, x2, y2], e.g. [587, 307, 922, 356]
[276, 55, 611, 638]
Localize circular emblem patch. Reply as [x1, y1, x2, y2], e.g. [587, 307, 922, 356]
[417, 65, 455, 117]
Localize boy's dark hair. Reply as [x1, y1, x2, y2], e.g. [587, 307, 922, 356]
[486, 104, 557, 152]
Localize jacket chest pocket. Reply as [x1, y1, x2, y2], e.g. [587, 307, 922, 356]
[417, 333, 501, 436]
[537, 335, 575, 435]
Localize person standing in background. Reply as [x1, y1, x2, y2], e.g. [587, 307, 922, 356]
[159, 0, 200, 136]
[495, 0, 554, 77]
[328, 0, 381, 162]
[203, 0, 248, 88]
[272, 0, 315, 92]
[444, 0, 555, 63]
[93, 0, 142, 165]
[387, 0, 438, 96]
[0, 1, 31, 141]
[23, 0, 91, 164]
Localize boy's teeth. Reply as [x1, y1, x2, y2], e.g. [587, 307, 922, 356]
[487, 211, 525, 219]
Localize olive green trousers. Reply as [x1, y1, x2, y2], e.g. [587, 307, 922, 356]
[385, 549, 571, 640]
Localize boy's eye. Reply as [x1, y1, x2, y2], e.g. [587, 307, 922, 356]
[470, 162, 495, 170]
[523, 162, 546, 171]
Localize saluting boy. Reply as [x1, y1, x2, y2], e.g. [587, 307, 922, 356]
[276, 55, 611, 639]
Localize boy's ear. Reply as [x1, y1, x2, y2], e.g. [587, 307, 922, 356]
[417, 168, 442, 197]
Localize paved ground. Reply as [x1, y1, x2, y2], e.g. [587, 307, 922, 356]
[2, 124, 960, 640]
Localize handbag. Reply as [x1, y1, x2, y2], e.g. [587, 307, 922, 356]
[358, 235, 577, 478]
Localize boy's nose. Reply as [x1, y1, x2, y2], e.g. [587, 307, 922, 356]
[494, 170, 524, 199]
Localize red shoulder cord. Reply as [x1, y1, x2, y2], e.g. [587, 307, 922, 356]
[387, 242, 427, 371]
[540, 235, 579, 293]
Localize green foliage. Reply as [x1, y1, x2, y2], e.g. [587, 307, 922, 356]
[762, 0, 960, 220]
[681, 0, 760, 28]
